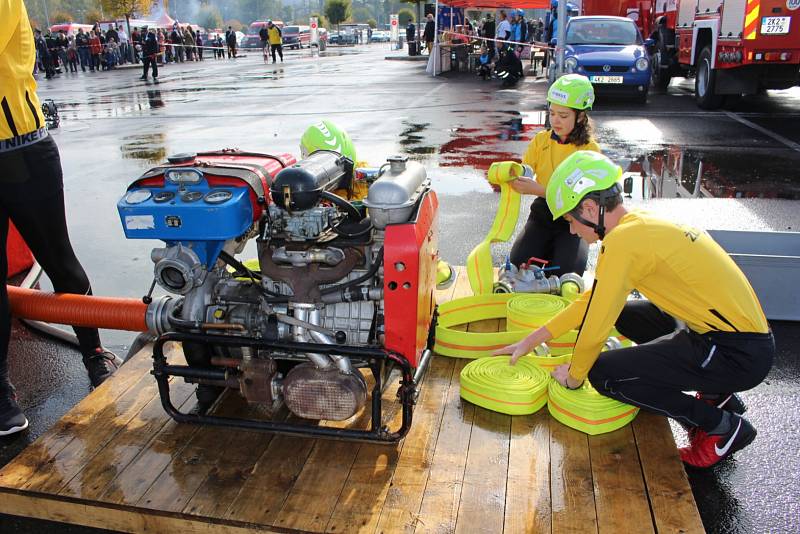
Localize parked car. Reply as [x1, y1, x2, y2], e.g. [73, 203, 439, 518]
[561, 16, 652, 103]
[370, 30, 391, 43]
[282, 25, 311, 49]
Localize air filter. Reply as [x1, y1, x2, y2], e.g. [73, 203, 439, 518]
[283, 363, 367, 420]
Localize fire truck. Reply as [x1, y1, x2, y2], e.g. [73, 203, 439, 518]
[582, 0, 800, 108]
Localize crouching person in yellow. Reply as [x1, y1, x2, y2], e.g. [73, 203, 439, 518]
[493, 151, 774, 469]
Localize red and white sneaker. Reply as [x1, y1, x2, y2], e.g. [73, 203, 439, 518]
[685, 392, 747, 442]
[679, 414, 757, 468]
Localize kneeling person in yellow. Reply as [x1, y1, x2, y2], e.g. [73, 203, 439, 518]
[494, 151, 774, 469]
[506, 74, 600, 276]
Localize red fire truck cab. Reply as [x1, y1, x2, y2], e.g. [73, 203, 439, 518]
[582, 0, 800, 108]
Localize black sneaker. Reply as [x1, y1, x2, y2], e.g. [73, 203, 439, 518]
[0, 387, 29, 437]
[82, 348, 123, 388]
[697, 392, 747, 415]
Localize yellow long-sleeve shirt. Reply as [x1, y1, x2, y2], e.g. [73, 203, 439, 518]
[1, 0, 46, 142]
[522, 130, 600, 189]
[267, 26, 282, 45]
[543, 211, 769, 383]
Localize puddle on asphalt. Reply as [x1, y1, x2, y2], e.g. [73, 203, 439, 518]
[399, 110, 799, 199]
[120, 133, 168, 163]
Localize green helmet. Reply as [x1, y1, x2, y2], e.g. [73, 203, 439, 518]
[546, 151, 622, 220]
[547, 74, 595, 110]
[300, 120, 357, 163]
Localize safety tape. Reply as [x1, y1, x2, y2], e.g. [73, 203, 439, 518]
[440, 31, 554, 52]
[460, 356, 549, 415]
[547, 379, 638, 435]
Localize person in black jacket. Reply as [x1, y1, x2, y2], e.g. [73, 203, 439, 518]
[423, 14, 435, 54]
[140, 30, 159, 82]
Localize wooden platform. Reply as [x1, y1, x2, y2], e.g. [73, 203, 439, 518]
[0, 268, 704, 533]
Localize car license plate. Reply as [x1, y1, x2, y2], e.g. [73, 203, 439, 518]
[761, 16, 791, 34]
[590, 76, 624, 84]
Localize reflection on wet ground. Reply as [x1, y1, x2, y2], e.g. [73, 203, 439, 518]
[120, 133, 168, 163]
[399, 108, 800, 200]
[623, 147, 800, 200]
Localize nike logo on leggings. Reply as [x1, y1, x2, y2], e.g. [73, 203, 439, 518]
[714, 418, 742, 456]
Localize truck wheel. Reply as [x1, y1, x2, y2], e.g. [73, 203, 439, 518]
[651, 49, 672, 92]
[695, 45, 724, 109]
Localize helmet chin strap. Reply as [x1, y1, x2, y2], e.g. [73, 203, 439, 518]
[570, 206, 606, 239]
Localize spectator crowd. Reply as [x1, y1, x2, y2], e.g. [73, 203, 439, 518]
[33, 22, 232, 80]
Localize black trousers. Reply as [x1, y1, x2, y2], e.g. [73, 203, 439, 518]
[509, 197, 588, 276]
[270, 44, 283, 62]
[142, 56, 158, 78]
[0, 136, 101, 391]
[588, 300, 774, 431]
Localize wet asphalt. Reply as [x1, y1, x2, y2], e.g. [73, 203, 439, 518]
[1, 44, 799, 533]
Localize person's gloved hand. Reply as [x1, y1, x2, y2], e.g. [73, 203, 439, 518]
[487, 161, 524, 185]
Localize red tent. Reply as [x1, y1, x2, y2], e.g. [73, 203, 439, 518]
[155, 10, 176, 27]
[442, 0, 551, 8]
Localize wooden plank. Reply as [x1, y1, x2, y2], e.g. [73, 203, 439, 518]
[58, 377, 197, 499]
[410, 359, 475, 532]
[0, 490, 289, 534]
[454, 406, 510, 534]
[324, 356, 455, 533]
[20, 370, 163, 493]
[0, 347, 155, 490]
[632, 412, 704, 534]
[223, 432, 316, 526]
[550, 421, 597, 534]
[589, 426, 654, 534]
[504, 410, 551, 534]
[453, 315, 510, 534]
[97, 388, 245, 506]
[271, 371, 401, 532]
[181, 406, 288, 518]
[135, 395, 269, 513]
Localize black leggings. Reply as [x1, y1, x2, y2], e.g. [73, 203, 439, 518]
[0, 136, 101, 390]
[588, 300, 774, 431]
[509, 197, 588, 276]
[270, 44, 283, 62]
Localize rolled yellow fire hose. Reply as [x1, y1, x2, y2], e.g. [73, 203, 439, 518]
[547, 379, 639, 435]
[460, 356, 549, 415]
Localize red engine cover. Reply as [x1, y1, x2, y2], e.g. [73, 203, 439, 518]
[133, 151, 297, 221]
[383, 190, 439, 368]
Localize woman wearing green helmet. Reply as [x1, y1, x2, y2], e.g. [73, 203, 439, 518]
[507, 73, 599, 276]
[299, 120, 357, 163]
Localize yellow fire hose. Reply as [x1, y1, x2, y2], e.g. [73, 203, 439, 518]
[460, 356, 549, 415]
[466, 162, 522, 295]
[435, 162, 638, 432]
[547, 379, 639, 435]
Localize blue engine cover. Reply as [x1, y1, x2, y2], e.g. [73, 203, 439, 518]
[117, 169, 253, 268]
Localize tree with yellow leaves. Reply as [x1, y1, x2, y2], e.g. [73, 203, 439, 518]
[100, 0, 152, 61]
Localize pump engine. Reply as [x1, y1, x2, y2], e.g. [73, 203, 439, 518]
[117, 149, 438, 442]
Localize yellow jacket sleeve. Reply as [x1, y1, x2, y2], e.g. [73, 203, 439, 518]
[0, 0, 22, 55]
[544, 289, 591, 338]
